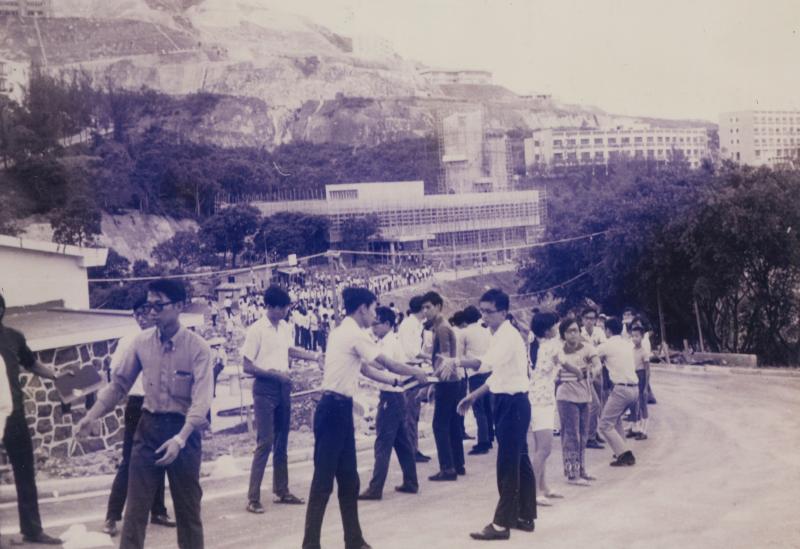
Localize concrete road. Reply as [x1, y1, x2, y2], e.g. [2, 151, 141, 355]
[3, 369, 799, 548]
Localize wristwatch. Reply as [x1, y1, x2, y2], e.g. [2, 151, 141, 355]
[172, 434, 186, 450]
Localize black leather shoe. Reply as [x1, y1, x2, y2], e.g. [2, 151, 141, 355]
[395, 484, 418, 494]
[595, 434, 605, 443]
[610, 450, 636, 467]
[415, 451, 432, 463]
[246, 501, 266, 514]
[513, 518, 535, 532]
[274, 493, 305, 504]
[358, 491, 382, 500]
[428, 470, 457, 481]
[151, 514, 177, 527]
[346, 541, 372, 549]
[462, 433, 475, 440]
[635, 433, 648, 441]
[625, 430, 640, 439]
[468, 444, 490, 455]
[22, 532, 63, 545]
[103, 519, 119, 537]
[470, 524, 510, 540]
[456, 467, 466, 476]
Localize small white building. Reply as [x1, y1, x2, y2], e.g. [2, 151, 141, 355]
[0, 234, 108, 309]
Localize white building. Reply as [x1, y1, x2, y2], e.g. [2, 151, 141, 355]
[0, 59, 29, 102]
[524, 126, 711, 171]
[0, 235, 108, 309]
[419, 69, 493, 86]
[719, 110, 800, 167]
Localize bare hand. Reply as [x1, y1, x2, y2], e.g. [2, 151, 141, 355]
[74, 416, 94, 439]
[155, 438, 181, 466]
[413, 370, 428, 385]
[456, 396, 472, 416]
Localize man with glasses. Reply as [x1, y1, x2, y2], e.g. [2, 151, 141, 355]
[580, 307, 606, 450]
[445, 289, 536, 541]
[243, 286, 323, 514]
[103, 300, 175, 537]
[76, 279, 213, 549]
[0, 294, 65, 545]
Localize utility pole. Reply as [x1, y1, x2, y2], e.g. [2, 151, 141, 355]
[693, 296, 705, 353]
[657, 285, 670, 365]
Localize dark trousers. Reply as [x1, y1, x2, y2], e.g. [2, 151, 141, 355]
[303, 393, 364, 549]
[247, 378, 291, 503]
[492, 393, 536, 529]
[120, 412, 203, 549]
[633, 369, 649, 421]
[432, 381, 466, 472]
[365, 392, 418, 496]
[106, 396, 167, 521]
[2, 409, 42, 538]
[404, 387, 422, 453]
[469, 374, 494, 445]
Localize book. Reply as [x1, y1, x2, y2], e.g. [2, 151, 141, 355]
[53, 365, 104, 404]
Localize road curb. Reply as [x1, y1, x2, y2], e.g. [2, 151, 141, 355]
[0, 427, 433, 504]
[652, 363, 800, 378]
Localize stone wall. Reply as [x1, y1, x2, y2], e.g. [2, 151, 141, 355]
[4, 338, 127, 460]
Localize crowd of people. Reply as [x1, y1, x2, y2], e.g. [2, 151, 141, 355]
[0, 275, 655, 548]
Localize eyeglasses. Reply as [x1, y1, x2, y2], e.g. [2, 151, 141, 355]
[479, 307, 499, 315]
[139, 301, 176, 314]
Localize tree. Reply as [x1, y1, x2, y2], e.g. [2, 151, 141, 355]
[199, 204, 260, 267]
[254, 212, 329, 260]
[50, 194, 102, 247]
[153, 230, 203, 271]
[88, 247, 130, 279]
[340, 214, 380, 264]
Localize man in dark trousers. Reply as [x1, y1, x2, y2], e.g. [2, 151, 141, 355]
[76, 279, 213, 549]
[421, 291, 465, 481]
[103, 301, 175, 537]
[358, 307, 419, 500]
[302, 288, 426, 549]
[0, 294, 64, 545]
[449, 289, 537, 541]
[242, 286, 323, 514]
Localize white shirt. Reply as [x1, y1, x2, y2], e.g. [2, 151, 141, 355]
[461, 322, 492, 376]
[241, 317, 293, 373]
[397, 314, 423, 361]
[375, 332, 406, 392]
[111, 330, 145, 396]
[482, 321, 530, 395]
[0, 355, 12, 430]
[597, 335, 639, 385]
[581, 326, 606, 347]
[322, 317, 380, 397]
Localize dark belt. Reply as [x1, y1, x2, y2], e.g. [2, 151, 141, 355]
[141, 410, 186, 420]
[321, 390, 352, 402]
[616, 383, 638, 387]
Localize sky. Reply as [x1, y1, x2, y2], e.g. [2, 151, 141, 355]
[264, 0, 800, 122]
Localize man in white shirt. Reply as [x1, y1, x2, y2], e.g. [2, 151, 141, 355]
[448, 289, 536, 540]
[302, 288, 426, 549]
[103, 302, 174, 537]
[581, 307, 607, 450]
[396, 296, 431, 462]
[359, 307, 419, 500]
[461, 306, 493, 455]
[596, 317, 639, 467]
[243, 286, 323, 514]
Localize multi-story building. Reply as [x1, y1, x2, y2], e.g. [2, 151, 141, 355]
[524, 126, 711, 171]
[440, 110, 514, 193]
[0, 0, 52, 17]
[719, 110, 800, 167]
[249, 180, 546, 266]
[0, 59, 29, 101]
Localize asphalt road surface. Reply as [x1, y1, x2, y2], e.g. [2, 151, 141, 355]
[3, 368, 799, 548]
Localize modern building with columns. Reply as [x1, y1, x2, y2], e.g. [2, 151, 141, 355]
[249, 180, 546, 266]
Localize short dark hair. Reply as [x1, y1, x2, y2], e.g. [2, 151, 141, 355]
[449, 311, 464, 326]
[581, 307, 598, 318]
[462, 305, 482, 325]
[343, 287, 377, 315]
[630, 325, 645, 336]
[264, 285, 291, 308]
[558, 317, 579, 339]
[132, 297, 147, 313]
[421, 291, 443, 308]
[148, 279, 186, 304]
[623, 307, 636, 315]
[408, 295, 424, 314]
[479, 288, 509, 312]
[605, 317, 623, 335]
[531, 312, 559, 338]
[375, 306, 396, 327]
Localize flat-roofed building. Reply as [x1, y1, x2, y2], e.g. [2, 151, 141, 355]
[250, 180, 545, 266]
[525, 126, 711, 172]
[719, 110, 800, 167]
[0, 0, 52, 17]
